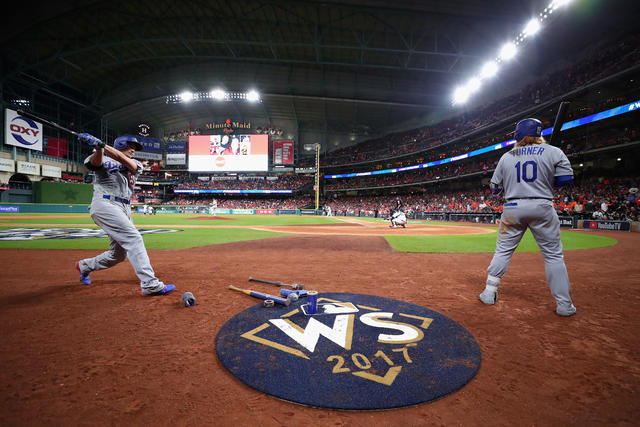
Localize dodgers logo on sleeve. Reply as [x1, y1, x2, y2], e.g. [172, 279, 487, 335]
[215, 292, 481, 410]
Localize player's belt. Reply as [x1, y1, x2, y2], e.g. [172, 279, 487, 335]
[506, 197, 552, 201]
[103, 194, 130, 204]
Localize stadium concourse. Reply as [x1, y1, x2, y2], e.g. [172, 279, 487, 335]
[2, 0, 640, 425]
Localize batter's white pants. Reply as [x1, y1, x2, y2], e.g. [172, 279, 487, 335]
[79, 198, 165, 293]
[486, 199, 574, 310]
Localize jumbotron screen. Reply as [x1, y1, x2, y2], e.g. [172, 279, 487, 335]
[188, 134, 269, 172]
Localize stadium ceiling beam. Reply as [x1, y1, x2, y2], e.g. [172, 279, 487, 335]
[265, 93, 440, 109]
[9, 35, 474, 87]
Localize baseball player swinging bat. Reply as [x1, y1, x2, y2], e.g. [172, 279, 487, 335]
[248, 277, 305, 290]
[228, 285, 291, 306]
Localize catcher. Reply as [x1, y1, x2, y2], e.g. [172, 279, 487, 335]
[388, 209, 407, 228]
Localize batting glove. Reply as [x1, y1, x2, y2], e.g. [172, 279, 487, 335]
[78, 133, 105, 148]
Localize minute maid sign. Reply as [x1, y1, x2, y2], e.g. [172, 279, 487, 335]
[216, 292, 481, 410]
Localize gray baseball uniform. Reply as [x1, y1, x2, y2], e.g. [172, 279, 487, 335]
[481, 142, 576, 314]
[77, 154, 166, 294]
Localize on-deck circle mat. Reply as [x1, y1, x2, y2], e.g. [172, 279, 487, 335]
[216, 292, 481, 410]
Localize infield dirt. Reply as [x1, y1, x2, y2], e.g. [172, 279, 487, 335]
[1, 228, 638, 426]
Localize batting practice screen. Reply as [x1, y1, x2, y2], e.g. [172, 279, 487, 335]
[188, 134, 268, 172]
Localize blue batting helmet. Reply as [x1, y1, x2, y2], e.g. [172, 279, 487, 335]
[114, 135, 143, 151]
[514, 118, 543, 141]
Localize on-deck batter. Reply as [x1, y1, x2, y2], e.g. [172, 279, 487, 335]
[479, 118, 576, 316]
[75, 134, 176, 296]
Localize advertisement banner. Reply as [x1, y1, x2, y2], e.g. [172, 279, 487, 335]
[41, 164, 62, 178]
[273, 140, 294, 164]
[230, 209, 255, 215]
[166, 141, 186, 153]
[17, 161, 40, 175]
[300, 209, 320, 215]
[137, 137, 163, 153]
[256, 209, 275, 215]
[5, 109, 43, 151]
[0, 206, 19, 213]
[581, 220, 631, 231]
[166, 153, 186, 165]
[0, 158, 15, 172]
[558, 216, 574, 228]
[133, 151, 163, 161]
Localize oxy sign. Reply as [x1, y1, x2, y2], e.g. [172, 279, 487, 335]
[5, 109, 43, 151]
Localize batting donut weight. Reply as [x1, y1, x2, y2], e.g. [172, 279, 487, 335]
[263, 299, 275, 307]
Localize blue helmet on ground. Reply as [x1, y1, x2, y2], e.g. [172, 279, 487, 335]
[514, 118, 543, 141]
[114, 135, 143, 151]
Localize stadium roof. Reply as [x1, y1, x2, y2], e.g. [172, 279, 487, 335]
[2, 0, 638, 150]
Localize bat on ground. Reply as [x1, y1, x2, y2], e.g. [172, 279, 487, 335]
[16, 109, 81, 138]
[549, 101, 570, 145]
[248, 277, 305, 290]
[228, 285, 290, 306]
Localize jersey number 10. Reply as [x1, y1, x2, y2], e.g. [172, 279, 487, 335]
[515, 160, 538, 183]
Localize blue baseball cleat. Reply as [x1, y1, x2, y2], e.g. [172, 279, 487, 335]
[75, 261, 91, 285]
[141, 284, 176, 296]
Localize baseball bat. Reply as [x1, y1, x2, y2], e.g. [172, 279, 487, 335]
[549, 101, 570, 145]
[248, 277, 304, 290]
[228, 285, 291, 306]
[16, 109, 80, 138]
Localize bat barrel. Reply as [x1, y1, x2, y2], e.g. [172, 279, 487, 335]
[16, 109, 79, 137]
[550, 101, 570, 145]
[248, 277, 281, 286]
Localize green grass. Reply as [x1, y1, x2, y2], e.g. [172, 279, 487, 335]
[385, 228, 617, 253]
[0, 213, 343, 226]
[0, 213, 618, 253]
[0, 227, 284, 250]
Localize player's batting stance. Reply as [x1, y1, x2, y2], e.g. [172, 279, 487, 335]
[479, 117, 576, 316]
[75, 134, 176, 296]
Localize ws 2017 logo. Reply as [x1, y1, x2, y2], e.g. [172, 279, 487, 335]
[216, 292, 481, 410]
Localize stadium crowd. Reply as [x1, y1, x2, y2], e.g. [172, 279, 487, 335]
[172, 174, 313, 190]
[323, 175, 640, 221]
[324, 124, 639, 191]
[155, 174, 640, 222]
[163, 195, 312, 210]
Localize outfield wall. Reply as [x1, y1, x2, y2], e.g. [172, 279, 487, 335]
[0, 203, 90, 213]
[33, 181, 93, 204]
[1, 203, 636, 232]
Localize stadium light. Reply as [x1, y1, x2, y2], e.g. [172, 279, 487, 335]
[246, 90, 260, 103]
[210, 88, 226, 100]
[450, 0, 577, 106]
[466, 77, 482, 93]
[523, 18, 541, 36]
[499, 42, 518, 61]
[452, 86, 470, 105]
[480, 61, 499, 79]
[180, 91, 194, 103]
[166, 89, 262, 104]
